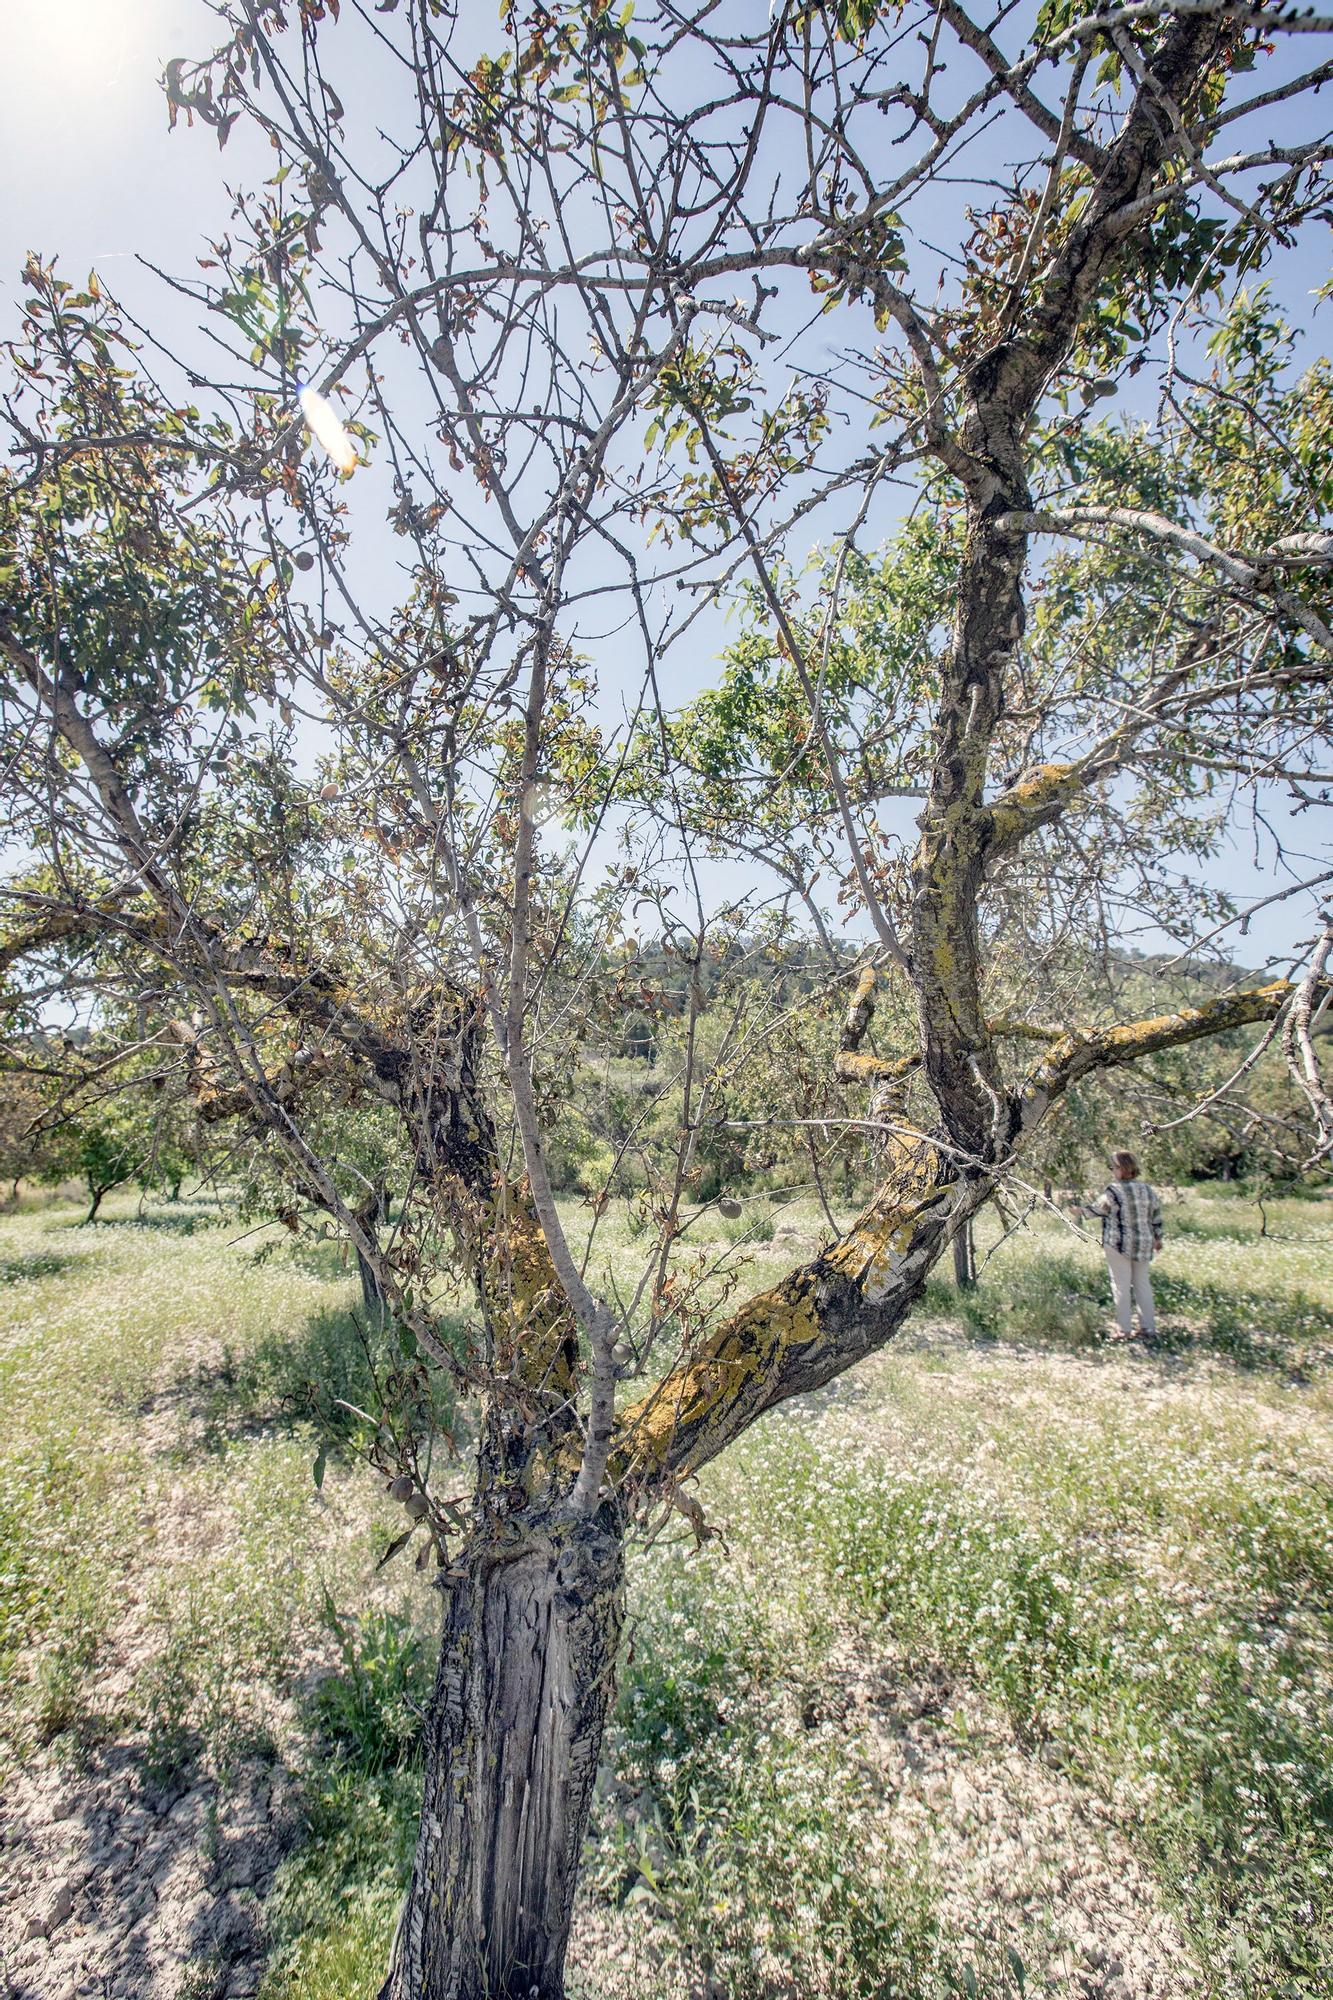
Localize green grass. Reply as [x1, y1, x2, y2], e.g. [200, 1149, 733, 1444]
[592, 1554, 1013, 1999]
[258, 1762, 419, 2000]
[585, 1192, 1333, 2000]
[1, 1186, 1330, 1998]
[916, 1196, 1333, 1382]
[0, 1191, 430, 1777]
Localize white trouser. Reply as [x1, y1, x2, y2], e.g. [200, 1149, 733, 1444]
[1105, 1247, 1156, 1336]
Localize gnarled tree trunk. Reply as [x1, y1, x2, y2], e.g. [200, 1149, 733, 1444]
[382, 1509, 626, 2000]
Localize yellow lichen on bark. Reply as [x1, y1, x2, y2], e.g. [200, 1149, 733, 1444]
[1097, 983, 1291, 1052]
[834, 1048, 920, 1082]
[449, 1173, 577, 1402]
[616, 1131, 948, 1482]
[616, 1275, 823, 1477]
[848, 964, 877, 1014]
[1024, 978, 1305, 1111]
[987, 1015, 1063, 1044]
[986, 761, 1079, 848]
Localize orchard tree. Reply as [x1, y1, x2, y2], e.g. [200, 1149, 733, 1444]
[39, 1096, 147, 1223]
[0, 1030, 207, 1218]
[0, 1069, 48, 1205]
[3, 3, 1333, 1996]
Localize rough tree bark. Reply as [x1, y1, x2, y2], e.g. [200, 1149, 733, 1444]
[382, 1511, 625, 2000]
[953, 1218, 978, 1290]
[354, 1182, 388, 1322]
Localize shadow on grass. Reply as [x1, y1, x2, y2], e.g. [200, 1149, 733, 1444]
[1170, 1192, 1333, 1245]
[1169, 1210, 1259, 1244]
[0, 1248, 81, 1284]
[1149, 1269, 1333, 1375]
[925, 1252, 1331, 1379]
[97, 1198, 228, 1237]
[923, 1254, 1105, 1352]
[146, 1302, 467, 1462]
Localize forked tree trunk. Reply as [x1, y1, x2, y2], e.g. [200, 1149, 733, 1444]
[382, 1509, 626, 2000]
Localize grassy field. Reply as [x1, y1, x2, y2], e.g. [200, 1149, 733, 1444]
[0, 1186, 1330, 2000]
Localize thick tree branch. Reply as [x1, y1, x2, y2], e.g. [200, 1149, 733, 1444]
[1022, 976, 1320, 1124]
[615, 1124, 957, 1485]
[997, 507, 1333, 655]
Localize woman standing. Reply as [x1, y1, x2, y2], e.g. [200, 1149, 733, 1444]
[1086, 1150, 1164, 1341]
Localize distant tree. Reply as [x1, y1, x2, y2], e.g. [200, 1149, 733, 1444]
[38, 1096, 147, 1224]
[2, 6, 1331, 1997]
[0, 1070, 46, 1206]
[139, 1081, 207, 1203]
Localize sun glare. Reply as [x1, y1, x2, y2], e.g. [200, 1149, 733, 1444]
[7, 1, 177, 127]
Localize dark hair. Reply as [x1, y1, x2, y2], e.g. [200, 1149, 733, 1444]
[1112, 1149, 1139, 1179]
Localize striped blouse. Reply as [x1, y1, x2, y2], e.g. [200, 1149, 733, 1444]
[1093, 1179, 1164, 1260]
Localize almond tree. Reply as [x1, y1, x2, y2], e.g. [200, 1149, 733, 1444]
[2, 3, 1331, 1995]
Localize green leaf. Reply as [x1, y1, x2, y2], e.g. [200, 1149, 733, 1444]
[312, 1441, 328, 1490]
